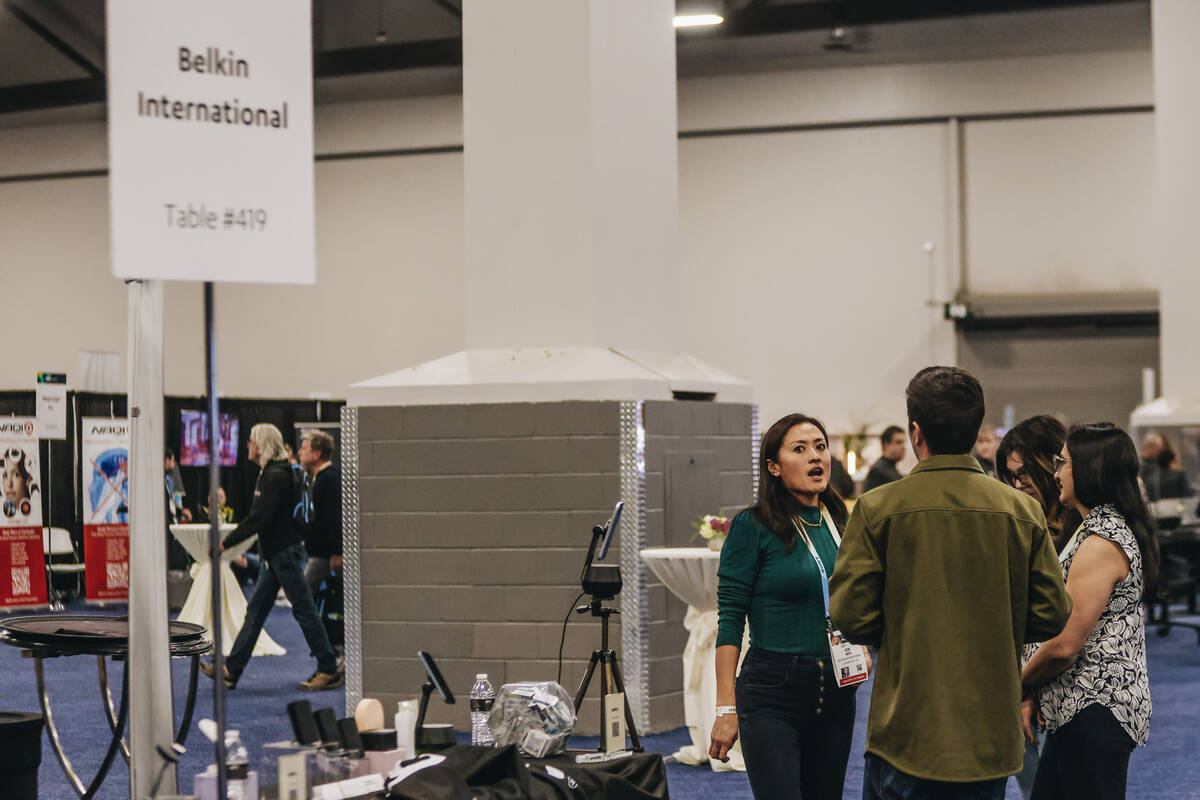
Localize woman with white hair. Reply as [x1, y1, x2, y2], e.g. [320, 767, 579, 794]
[200, 423, 341, 691]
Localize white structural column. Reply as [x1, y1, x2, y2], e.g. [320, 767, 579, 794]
[126, 280, 176, 797]
[1152, 1, 1200, 399]
[462, 0, 681, 352]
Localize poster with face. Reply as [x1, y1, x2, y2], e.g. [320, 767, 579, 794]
[81, 418, 130, 602]
[0, 417, 48, 608]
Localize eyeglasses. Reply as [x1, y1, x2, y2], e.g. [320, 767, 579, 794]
[1009, 469, 1031, 487]
[1052, 455, 1071, 473]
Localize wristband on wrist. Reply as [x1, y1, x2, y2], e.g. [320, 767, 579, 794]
[715, 705, 737, 717]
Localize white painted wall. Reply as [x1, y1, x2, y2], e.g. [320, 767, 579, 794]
[965, 112, 1155, 293]
[0, 48, 1161, 431]
[0, 151, 465, 398]
[677, 50, 1152, 131]
[677, 123, 952, 431]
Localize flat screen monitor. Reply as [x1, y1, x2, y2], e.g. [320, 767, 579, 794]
[417, 650, 455, 705]
[597, 500, 622, 561]
[179, 410, 239, 467]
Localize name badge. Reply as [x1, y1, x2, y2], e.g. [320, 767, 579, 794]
[792, 508, 869, 688]
[827, 627, 868, 687]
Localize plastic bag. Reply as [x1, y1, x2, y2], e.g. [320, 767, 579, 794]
[487, 681, 576, 758]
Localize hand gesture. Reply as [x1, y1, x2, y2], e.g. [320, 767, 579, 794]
[709, 714, 738, 763]
[1020, 695, 1044, 744]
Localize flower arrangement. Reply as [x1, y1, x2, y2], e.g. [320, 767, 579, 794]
[693, 514, 731, 550]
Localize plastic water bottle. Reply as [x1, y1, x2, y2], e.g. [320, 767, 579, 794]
[225, 730, 250, 800]
[469, 673, 496, 746]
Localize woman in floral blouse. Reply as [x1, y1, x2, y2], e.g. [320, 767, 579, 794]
[1020, 423, 1161, 800]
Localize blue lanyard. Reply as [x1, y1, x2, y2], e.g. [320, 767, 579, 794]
[792, 514, 834, 620]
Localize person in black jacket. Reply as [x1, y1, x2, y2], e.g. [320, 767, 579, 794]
[298, 429, 342, 595]
[863, 426, 906, 492]
[200, 423, 342, 691]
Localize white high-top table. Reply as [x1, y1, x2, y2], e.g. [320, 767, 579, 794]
[169, 524, 286, 657]
[641, 546, 747, 772]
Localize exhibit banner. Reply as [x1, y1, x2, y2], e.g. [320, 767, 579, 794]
[0, 418, 48, 609]
[81, 418, 131, 602]
[106, 0, 315, 284]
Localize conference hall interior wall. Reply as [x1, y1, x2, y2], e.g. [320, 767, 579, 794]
[0, 48, 1156, 433]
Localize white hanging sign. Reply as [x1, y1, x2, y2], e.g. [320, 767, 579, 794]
[106, 0, 315, 284]
[35, 373, 67, 441]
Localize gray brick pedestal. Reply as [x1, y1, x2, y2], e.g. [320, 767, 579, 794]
[341, 399, 755, 736]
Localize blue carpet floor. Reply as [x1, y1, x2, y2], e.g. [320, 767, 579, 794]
[2, 602, 1198, 799]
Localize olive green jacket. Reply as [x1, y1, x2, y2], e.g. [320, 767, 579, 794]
[829, 454, 1072, 782]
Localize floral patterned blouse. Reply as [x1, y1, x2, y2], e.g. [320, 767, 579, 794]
[1034, 504, 1151, 746]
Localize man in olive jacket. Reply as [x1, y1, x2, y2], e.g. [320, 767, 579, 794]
[829, 367, 1072, 798]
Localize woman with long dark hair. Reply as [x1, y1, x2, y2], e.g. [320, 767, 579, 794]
[998, 415, 1078, 799]
[708, 413, 866, 799]
[1021, 423, 1160, 800]
[997, 415, 1077, 551]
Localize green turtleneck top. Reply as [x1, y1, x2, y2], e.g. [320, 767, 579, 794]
[716, 506, 838, 655]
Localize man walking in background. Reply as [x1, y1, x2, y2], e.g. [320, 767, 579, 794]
[863, 425, 907, 492]
[830, 366, 1072, 799]
[298, 429, 342, 595]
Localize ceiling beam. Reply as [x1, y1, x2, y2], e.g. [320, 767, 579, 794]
[725, 0, 1143, 37]
[4, 0, 104, 77]
[315, 37, 462, 77]
[424, 0, 462, 19]
[0, 77, 105, 114]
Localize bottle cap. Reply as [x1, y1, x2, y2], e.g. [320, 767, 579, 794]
[476, 673, 487, 680]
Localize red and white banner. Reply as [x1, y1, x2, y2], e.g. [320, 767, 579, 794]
[0, 417, 48, 608]
[81, 418, 130, 602]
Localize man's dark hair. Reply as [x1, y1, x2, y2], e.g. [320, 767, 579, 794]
[303, 429, 336, 461]
[164, 447, 176, 461]
[905, 366, 985, 455]
[880, 426, 905, 448]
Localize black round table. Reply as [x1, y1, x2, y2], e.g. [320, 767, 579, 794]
[0, 615, 211, 800]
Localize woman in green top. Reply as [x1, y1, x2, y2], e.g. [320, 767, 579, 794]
[709, 413, 865, 800]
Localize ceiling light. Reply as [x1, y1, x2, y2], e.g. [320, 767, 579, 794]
[674, 14, 724, 28]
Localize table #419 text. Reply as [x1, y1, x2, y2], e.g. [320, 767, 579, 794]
[164, 203, 268, 231]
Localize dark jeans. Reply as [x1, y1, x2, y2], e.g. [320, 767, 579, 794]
[863, 754, 1007, 800]
[1030, 704, 1135, 800]
[735, 647, 857, 800]
[304, 555, 331, 596]
[226, 543, 338, 676]
[1014, 736, 1043, 799]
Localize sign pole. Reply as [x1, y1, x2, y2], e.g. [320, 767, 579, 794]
[125, 278, 176, 798]
[205, 282, 229, 799]
[105, 1, 316, 786]
[45, 445, 60, 611]
[36, 372, 68, 611]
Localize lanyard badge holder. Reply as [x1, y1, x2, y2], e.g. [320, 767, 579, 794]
[793, 510, 869, 688]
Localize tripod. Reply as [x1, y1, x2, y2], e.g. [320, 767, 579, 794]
[573, 597, 643, 753]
